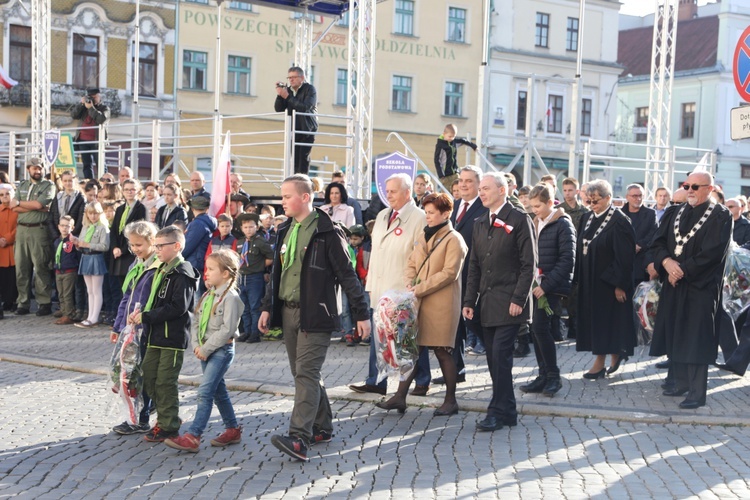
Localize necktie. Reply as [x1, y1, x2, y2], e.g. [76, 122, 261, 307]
[55, 240, 64, 267]
[198, 289, 216, 345]
[456, 201, 469, 225]
[388, 211, 398, 228]
[84, 224, 96, 243]
[283, 222, 302, 271]
[119, 204, 131, 233]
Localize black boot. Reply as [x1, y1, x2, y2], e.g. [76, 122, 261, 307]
[246, 333, 261, 344]
[237, 332, 250, 342]
[519, 375, 546, 393]
[513, 334, 531, 358]
[542, 375, 562, 397]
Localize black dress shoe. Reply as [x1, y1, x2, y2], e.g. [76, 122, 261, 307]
[237, 333, 250, 342]
[583, 368, 607, 380]
[433, 403, 459, 416]
[349, 383, 387, 396]
[36, 304, 52, 316]
[476, 416, 504, 432]
[679, 399, 705, 409]
[245, 335, 261, 344]
[716, 363, 744, 377]
[15, 307, 30, 316]
[661, 382, 675, 391]
[662, 387, 689, 397]
[606, 355, 629, 375]
[655, 359, 671, 369]
[375, 398, 406, 414]
[432, 374, 466, 385]
[519, 375, 547, 394]
[542, 377, 562, 397]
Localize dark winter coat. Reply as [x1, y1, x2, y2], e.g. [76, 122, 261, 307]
[262, 208, 369, 333]
[183, 213, 217, 274]
[732, 216, 750, 246]
[274, 82, 318, 142]
[154, 204, 188, 229]
[48, 191, 86, 239]
[109, 200, 147, 277]
[650, 201, 732, 364]
[575, 208, 637, 356]
[464, 203, 537, 327]
[622, 203, 658, 285]
[533, 208, 576, 297]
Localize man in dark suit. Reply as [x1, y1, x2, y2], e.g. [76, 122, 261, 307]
[274, 66, 318, 175]
[463, 172, 536, 432]
[432, 166, 488, 386]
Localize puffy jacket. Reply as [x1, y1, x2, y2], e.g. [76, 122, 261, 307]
[534, 208, 576, 296]
[113, 256, 159, 334]
[141, 259, 200, 350]
[183, 212, 217, 274]
[262, 208, 368, 333]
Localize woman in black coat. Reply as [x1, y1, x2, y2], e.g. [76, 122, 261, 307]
[575, 180, 637, 379]
[109, 178, 147, 283]
[48, 171, 86, 239]
[154, 184, 189, 229]
[521, 183, 575, 396]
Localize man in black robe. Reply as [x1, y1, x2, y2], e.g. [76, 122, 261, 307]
[622, 184, 658, 286]
[650, 171, 732, 409]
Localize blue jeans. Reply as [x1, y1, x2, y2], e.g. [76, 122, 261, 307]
[340, 291, 353, 335]
[367, 332, 431, 388]
[239, 273, 265, 335]
[189, 344, 238, 436]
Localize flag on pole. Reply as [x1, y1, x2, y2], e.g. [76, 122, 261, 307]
[209, 131, 232, 217]
[0, 65, 18, 89]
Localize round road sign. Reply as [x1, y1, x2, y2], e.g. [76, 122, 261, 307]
[733, 25, 750, 102]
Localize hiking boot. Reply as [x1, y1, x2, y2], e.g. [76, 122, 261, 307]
[311, 429, 333, 446]
[144, 425, 179, 442]
[113, 421, 150, 435]
[271, 434, 309, 462]
[519, 375, 547, 394]
[210, 427, 242, 447]
[164, 433, 201, 452]
[36, 304, 52, 316]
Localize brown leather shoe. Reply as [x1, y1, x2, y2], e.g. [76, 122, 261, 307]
[55, 316, 75, 325]
[348, 383, 387, 396]
[410, 385, 429, 396]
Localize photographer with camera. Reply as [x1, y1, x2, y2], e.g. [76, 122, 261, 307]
[274, 66, 318, 175]
[71, 88, 111, 180]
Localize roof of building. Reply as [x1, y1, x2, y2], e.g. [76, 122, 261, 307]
[618, 15, 719, 77]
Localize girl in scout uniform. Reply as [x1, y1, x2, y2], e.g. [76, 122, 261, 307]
[74, 202, 110, 328]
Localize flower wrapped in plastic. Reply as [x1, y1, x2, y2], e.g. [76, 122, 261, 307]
[723, 243, 750, 321]
[109, 304, 144, 425]
[373, 289, 419, 383]
[633, 279, 662, 346]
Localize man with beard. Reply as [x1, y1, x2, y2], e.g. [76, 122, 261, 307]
[650, 171, 732, 409]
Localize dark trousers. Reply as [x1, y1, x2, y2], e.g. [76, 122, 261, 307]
[564, 285, 579, 339]
[293, 138, 313, 175]
[530, 295, 560, 378]
[142, 347, 184, 432]
[103, 274, 122, 315]
[74, 274, 87, 313]
[717, 307, 739, 360]
[0, 266, 17, 308]
[723, 310, 750, 376]
[484, 324, 520, 421]
[75, 142, 100, 180]
[671, 361, 708, 405]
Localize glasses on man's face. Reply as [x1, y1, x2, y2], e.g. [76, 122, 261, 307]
[587, 198, 603, 205]
[123, 188, 136, 193]
[154, 241, 177, 250]
[682, 183, 710, 191]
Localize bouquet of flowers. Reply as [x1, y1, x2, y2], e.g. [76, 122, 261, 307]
[109, 304, 144, 425]
[373, 289, 419, 383]
[723, 243, 750, 321]
[633, 280, 662, 346]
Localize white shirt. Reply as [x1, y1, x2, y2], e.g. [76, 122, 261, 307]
[535, 210, 556, 238]
[593, 204, 612, 218]
[489, 201, 508, 224]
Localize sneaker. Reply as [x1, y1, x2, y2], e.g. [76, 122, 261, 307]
[210, 427, 242, 447]
[465, 345, 474, 353]
[345, 333, 359, 346]
[144, 425, 179, 442]
[469, 346, 486, 356]
[264, 328, 283, 341]
[359, 337, 371, 346]
[271, 434, 309, 461]
[113, 421, 150, 435]
[164, 433, 201, 453]
[310, 429, 333, 446]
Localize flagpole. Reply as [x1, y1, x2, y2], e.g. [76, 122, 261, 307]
[212, 0, 224, 180]
[132, 0, 141, 176]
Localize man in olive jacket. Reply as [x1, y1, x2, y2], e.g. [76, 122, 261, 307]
[462, 172, 537, 432]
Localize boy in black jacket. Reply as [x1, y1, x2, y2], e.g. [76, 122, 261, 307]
[129, 225, 200, 442]
[434, 123, 477, 193]
[53, 215, 81, 325]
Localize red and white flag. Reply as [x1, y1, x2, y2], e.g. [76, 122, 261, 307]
[209, 131, 232, 217]
[0, 65, 18, 89]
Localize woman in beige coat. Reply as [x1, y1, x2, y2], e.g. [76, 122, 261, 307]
[376, 193, 467, 416]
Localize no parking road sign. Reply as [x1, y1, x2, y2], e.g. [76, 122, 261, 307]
[733, 25, 750, 102]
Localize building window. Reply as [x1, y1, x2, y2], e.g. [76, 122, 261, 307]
[742, 165, 750, 179]
[227, 55, 251, 95]
[185, 0, 208, 3]
[444, 82, 464, 117]
[132, 42, 157, 98]
[392, 75, 412, 112]
[183, 50, 207, 90]
[394, 0, 414, 36]
[681, 102, 696, 139]
[566, 17, 579, 52]
[547, 95, 563, 134]
[517, 91, 527, 131]
[581, 98, 592, 136]
[229, 1, 253, 11]
[535, 13, 550, 48]
[447, 7, 466, 43]
[8, 25, 32, 82]
[336, 69, 348, 106]
[73, 34, 99, 89]
[635, 106, 649, 141]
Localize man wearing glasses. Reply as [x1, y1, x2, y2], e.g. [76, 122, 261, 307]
[650, 171, 732, 409]
[274, 66, 318, 175]
[622, 184, 657, 286]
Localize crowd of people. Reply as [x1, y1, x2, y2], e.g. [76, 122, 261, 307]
[0, 147, 743, 462]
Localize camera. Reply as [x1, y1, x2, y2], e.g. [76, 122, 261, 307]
[276, 81, 287, 89]
[84, 96, 92, 104]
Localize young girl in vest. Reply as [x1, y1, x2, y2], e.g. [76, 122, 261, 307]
[164, 249, 243, 452]
[74, 202, 110, 328]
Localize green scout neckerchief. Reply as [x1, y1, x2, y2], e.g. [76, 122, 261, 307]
[83, 224, 97, 243]
[198, 289, 216, 346]
[282, 222, 302, 271]
[143, 255, 184, 312]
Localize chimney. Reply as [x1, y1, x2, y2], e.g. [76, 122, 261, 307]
[678, 0, 698, 21]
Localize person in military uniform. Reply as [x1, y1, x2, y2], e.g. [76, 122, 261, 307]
[10, 158, 57, 315]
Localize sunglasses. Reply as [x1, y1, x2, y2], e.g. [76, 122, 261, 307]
[681, 183, 710, 191]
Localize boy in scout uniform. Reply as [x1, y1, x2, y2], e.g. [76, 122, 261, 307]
[10, 158, 57, 316]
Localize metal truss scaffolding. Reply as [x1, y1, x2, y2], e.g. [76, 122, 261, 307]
[645, 0, 678, 199]
[31, 0, 51, 158]
[346, 0, 375, 200]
